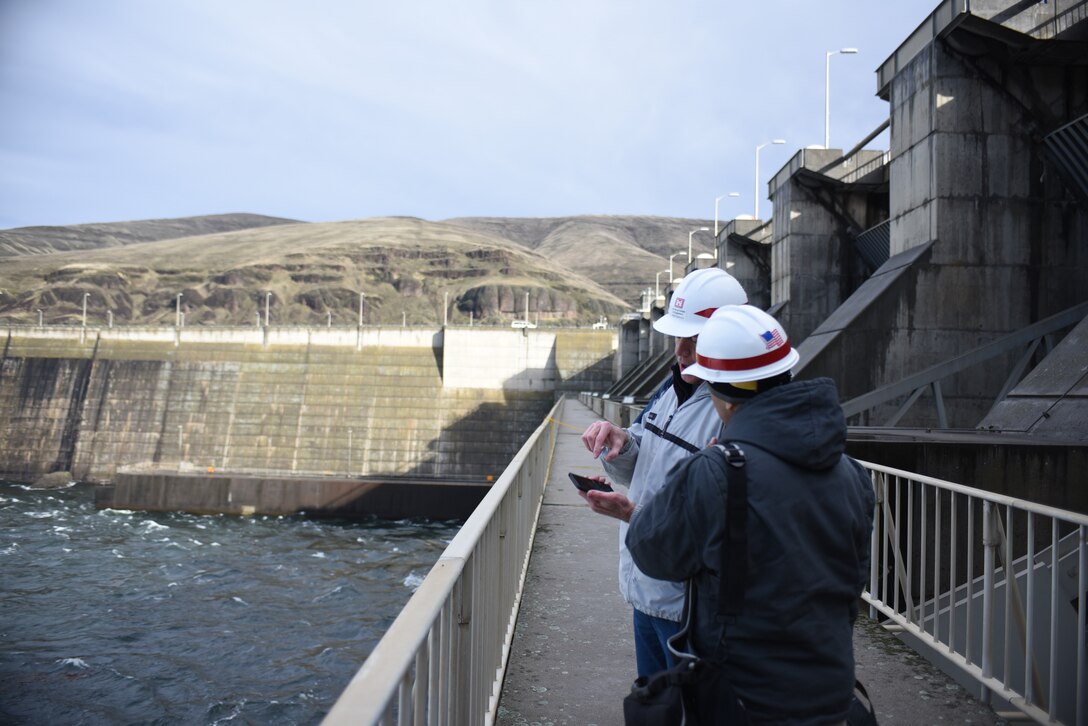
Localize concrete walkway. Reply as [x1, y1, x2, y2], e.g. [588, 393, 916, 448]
[498, 398, 1008, 726]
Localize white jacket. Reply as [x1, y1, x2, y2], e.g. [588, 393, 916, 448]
[600, 377, 723, 621]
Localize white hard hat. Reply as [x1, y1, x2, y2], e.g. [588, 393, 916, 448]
[652, 268, 747, 338]
[684, 304, 799, 383]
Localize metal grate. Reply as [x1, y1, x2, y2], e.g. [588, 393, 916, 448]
[855, 218, 891, 272]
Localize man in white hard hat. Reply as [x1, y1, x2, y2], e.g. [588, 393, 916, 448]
[625, 305, 876, 723]
[578, 267, 748, 679]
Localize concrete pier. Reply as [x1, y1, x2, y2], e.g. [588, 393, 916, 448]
[498, 398, 1009, 725]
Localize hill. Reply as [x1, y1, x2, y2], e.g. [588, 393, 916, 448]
[0, 214, 716, 327]
[0, 213, 299, 257]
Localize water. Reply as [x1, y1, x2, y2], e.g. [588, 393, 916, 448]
[0, 480, 461, 725]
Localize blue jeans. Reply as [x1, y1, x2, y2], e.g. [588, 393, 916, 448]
[633, 608, 682, 678]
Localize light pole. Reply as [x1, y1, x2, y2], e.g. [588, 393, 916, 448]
[358, 292, 366, 327]
[667, 250, 686, 282]
[37, 309, 43, 327]
[825, 48, 858, 149]
[754, 139, 786, 219]
[327, 310, 332, 327]
[714, 192, 740, 239]
[655, 269, 671, 300]
[264, 291, 271, 327]
[81, 293, 89, 328]
[107, 310, 113, 328]
[688, 227, 710, 263]
[176, 293, 183, 328]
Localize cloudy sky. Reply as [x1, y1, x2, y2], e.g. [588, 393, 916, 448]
[1, 0, 937, 230]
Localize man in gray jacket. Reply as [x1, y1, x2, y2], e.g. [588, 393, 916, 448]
[625, 305, 875, 723]
[579, 268, 747, 678]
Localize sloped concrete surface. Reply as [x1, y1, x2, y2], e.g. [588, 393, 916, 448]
[979, 312, 1088, 442]
[499, 398, 1009, 725]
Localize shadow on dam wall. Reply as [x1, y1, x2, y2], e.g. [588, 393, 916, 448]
[0, 326, 613, 516]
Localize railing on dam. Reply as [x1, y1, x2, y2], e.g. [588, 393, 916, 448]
[322, 398, 561, 726]
[862, 461, 1087, 725]
[326, 393, 1087, 725]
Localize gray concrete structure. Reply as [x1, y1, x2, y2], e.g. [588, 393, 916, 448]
[715, 217, 774, 310]
[0, 325, 615, 485]
[789, 0, 1088, 432]
[767, 147, 891, 345]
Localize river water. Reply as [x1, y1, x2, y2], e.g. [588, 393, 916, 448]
[0, 480, 462, 725]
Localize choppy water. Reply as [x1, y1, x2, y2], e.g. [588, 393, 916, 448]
[0, 480, 461, 725]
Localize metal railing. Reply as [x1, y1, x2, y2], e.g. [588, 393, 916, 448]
[860, 460, 1088, 724]
[322, 397, 561, 726]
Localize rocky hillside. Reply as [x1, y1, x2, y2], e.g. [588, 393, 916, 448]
[0, 214, 716, 327]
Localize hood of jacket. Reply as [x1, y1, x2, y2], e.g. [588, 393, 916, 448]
[723, 377, 846, 471]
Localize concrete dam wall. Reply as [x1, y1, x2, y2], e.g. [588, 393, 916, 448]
[0, 325, 615, 485]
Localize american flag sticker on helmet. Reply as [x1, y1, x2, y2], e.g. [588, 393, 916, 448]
[760, 329, 784, 349]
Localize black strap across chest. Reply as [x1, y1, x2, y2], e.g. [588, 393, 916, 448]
[716, 442, 748, 617]
[643, 421, 701, 454]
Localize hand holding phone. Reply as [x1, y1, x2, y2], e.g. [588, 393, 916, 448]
[568, 472, 613, 493]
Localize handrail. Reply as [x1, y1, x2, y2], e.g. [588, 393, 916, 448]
[859, 459, 1088, 724]
[322, 397, 562, 725]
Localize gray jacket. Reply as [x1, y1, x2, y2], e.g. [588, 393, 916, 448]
[602, 375, 723, 621]
[626, 378, 875, 723]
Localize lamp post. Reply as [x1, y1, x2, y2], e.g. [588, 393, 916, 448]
[176, 293, 183, 328]
[714, 192, 740, 239]
[655, 269, 672, 300]
[754, 139, 786, 219]
[358, 292, 366, 327]
[825, 48, 858, 149]
[107, 310, 113, 328]
[688, 227, 710, 263]
[264, 291, 271, 327]
[37, 309, 43, 327]
[327, 310, 332, 327]
[81, 293, 89, 328]
[668, 251, 686, 282]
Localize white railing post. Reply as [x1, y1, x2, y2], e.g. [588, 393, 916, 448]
[981, 500, 995, 705]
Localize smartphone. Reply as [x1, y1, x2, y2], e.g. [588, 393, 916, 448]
[568, 472, 613, 493]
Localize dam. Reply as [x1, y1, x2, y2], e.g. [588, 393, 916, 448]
[0, 324, 613, 515]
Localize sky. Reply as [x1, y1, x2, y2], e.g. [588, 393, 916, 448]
[1, 0, 938, 230]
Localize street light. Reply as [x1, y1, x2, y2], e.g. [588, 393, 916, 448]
[825, 48, 858, 149]
[688, 227, 710, 263]
[655, 269, 672, 300]
[81, 292, 89, 328]
[754, 139, 786, 219]
[667, 250, 686, 282]
[358, 292, 366, 327]
[37, 309, 43, 327]
[714, 192, 740, 239]
[264, 291, 272, 327]
[176, 293, 183, 328]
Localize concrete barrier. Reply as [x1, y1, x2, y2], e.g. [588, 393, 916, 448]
[0, 325, 615, 489]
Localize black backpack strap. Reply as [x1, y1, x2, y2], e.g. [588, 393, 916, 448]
[716, 443, 748, 617]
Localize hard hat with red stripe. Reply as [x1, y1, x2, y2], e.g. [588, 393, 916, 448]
[684, 304, 799, 383]
[652, 268, 748, 338]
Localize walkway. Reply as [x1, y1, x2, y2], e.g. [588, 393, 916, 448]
[497, 398, 1009, 726]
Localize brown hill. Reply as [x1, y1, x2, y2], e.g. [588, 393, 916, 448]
[0, 213, 299, 257]
[0, 214, 715, 327]
[446, 215, 716, 301]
